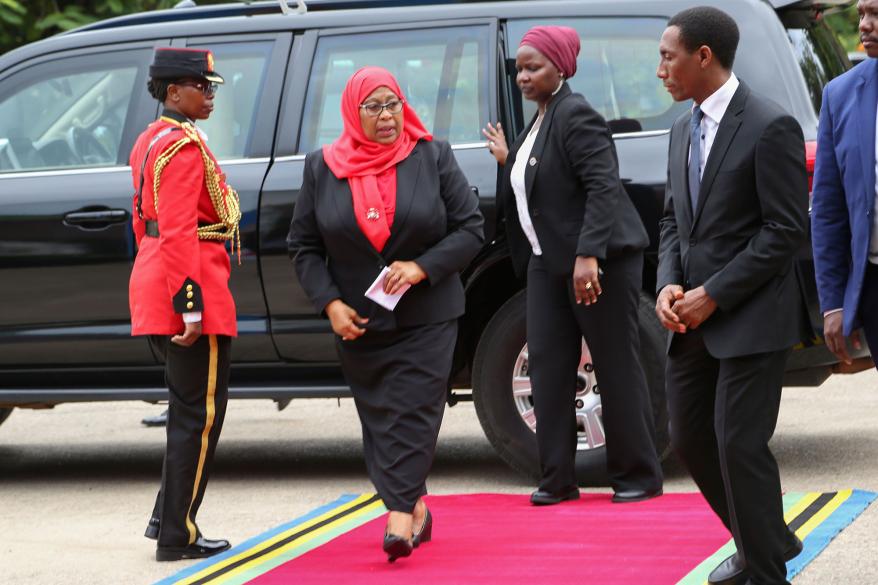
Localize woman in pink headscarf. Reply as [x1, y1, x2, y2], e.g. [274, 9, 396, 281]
[287, 66, 483, 562]
[484, 26, 664, 506]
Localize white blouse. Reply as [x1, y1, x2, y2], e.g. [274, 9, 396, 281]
[510, 113, 544, 255]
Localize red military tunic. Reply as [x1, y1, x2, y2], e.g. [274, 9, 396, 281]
[129, 113, 237, 336]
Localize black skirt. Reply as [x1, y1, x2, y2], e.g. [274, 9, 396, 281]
[336, 319, 457, 512]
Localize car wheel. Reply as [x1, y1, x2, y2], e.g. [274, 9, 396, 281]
[0, 407, 13, 428]
[472, 290, 669, 486]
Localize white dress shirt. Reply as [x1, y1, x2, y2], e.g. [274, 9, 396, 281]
[510, 113, 545, 255]
[689, 73, 740, 178]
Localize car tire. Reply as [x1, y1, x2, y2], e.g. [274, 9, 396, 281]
[472, 289, 669, 487]
[0, 407, 13, 428]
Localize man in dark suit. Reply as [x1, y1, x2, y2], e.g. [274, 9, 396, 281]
[812, 0, 878, 369]
[655, 7, 808, 585]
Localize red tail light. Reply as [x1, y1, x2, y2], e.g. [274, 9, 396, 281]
[805, 140, 817, 194]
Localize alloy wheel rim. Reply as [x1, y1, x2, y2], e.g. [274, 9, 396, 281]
[511, 340, 605, 451]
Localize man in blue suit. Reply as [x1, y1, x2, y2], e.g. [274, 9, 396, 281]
[812, 0, 878, 368]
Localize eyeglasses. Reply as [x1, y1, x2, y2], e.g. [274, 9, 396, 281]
[359, 99, 405, 117]
[175, 80, 218, 97]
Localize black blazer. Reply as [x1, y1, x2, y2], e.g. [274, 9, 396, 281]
[498, 83, 649, 278]
[656, 82, 809, 358]
[287, 139, 484, 331]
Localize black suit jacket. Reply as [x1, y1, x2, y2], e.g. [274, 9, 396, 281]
[656, 82, 809, 358]
[498, 83, 649, 278]
[287, 139, 484, 331]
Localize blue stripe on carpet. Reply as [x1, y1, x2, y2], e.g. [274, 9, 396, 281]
[788, 489, 876, 579]
[152, 493, 365, 585]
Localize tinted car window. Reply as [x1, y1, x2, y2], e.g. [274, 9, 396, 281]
[507, 18, 688, 132]
[0, 54, 141, 173]
[785, 19, 850, 114]
[299, 25, 489, 152]
[188, 41, 273, 160]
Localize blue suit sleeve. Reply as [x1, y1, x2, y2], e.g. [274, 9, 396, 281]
[810, 84, 851, 314]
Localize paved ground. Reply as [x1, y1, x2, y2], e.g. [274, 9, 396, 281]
[1, 370, 876, 584]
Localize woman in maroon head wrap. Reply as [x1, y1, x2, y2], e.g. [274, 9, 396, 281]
[484, 26, 664, 506]
[288, 66, 484, 561]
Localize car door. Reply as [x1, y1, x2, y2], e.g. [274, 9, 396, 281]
[0, 42, 160, 366]
[175, 32, 291, 362]
[260, 20, 498, 362]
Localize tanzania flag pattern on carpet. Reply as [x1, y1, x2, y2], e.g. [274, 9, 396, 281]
[156, 490, 875, 585]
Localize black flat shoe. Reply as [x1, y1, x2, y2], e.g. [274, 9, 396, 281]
[156, 536, 231, 562]
[707, 532, 803, 584]
[144, 517, 160, 540]
[530, 487, 580, 506]
[412, 508, 432, 548]
[611, 488, 663, 504]
[383, 533, 413, 563]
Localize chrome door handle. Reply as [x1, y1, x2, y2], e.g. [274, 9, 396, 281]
[63, 208, 129, 229]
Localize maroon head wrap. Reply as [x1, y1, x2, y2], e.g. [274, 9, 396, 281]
[519, 25, 581, 78]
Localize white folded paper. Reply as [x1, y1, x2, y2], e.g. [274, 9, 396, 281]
[364, 266, 411, 311]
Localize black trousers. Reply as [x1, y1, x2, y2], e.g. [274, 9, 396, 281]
[667, 328, 791, 585]
[336, 320, 457, 513]
[147, 334, 231, 547]
[859, 262, 878, 369]
[526, 252, 662, 493]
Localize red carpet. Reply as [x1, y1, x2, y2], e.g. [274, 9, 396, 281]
[251, 493, 729, 585]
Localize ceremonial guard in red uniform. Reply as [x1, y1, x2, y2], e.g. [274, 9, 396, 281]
[129, 48, 241, 562]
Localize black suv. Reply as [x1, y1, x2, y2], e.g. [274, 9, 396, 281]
[0, 0, 865, 483]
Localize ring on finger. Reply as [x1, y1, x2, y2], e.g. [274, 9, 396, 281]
[584, 281, 593, 290]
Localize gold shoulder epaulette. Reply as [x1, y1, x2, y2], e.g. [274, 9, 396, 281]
[180, 122, 201, 144]
[150, 124, 242, 264]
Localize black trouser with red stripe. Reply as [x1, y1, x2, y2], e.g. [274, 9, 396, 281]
[147, 334, 231, 547]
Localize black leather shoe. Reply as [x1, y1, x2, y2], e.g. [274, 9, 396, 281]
[383, 533, 413, 563]
[156, 537, 231, 562]
[142, 409, 168, 427]
[144, 517, 160, 540]
[707, 532, 804, 585]
[412, 508, 432, 548]
[530, 487, 580, 506]
[612, 488, 663, 503]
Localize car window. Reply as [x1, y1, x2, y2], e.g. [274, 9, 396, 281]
[507, 18, 688, 133]
[0, 53, 143, 174]
[187, 41, 273, 160]
[299, 26, 489, 153]
[785, 19, 850, 114]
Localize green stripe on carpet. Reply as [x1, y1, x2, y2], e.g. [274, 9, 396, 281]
[211, 504, 386, 585]
[676, 490, 876, 584]
[158, 494, 386, 585]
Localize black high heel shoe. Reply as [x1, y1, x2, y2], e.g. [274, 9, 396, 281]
[412, 508, 432, 548]
[383, 532, 413, 563]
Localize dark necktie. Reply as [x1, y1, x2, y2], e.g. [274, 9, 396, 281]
[688, 105, 704, 212]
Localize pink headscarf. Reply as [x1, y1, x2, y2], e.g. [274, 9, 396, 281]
[322, 66, 432, 252]
[520, 26, 581, 78]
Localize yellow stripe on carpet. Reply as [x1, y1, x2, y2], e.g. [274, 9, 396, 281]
[683, 491, 845, 585]
[205, 498, 386, 585]
[792, 489, 852, 541]
[784, 491, 822, 524]
[174, 494, 382, 585]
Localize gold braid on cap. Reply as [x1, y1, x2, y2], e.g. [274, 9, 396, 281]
[151, 122, 242, 264]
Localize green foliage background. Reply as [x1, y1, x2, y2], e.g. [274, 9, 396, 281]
[825, 5, 862, 53]
[0, 0, 238, 56]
